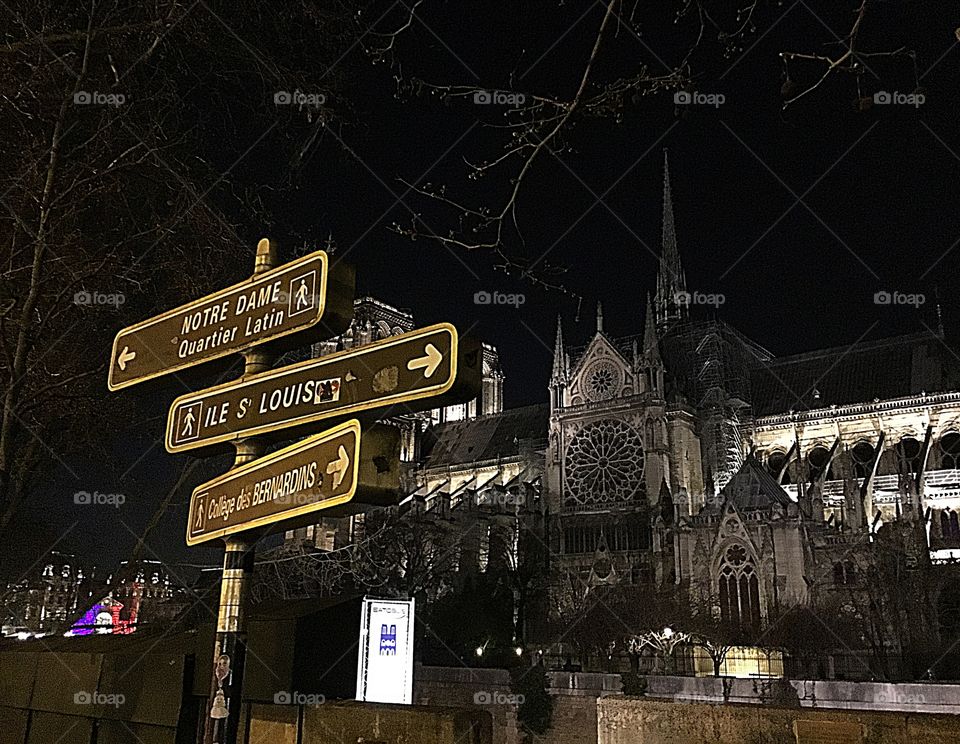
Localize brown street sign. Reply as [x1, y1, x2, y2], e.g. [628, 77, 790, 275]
[186, 419, 400, 546]
[166, 322, 481, 454]
[108, 246, 353, 391]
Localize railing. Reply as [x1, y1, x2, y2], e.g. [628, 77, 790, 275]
[781, 469, 960, 504]
[560, 503, 650, 515]
[542, 648, 960, 682]
[821, 533, 863, 546]
[926, 469, 960, 486]
[546, 671, 622, 695]
[753, 391, 960, 427]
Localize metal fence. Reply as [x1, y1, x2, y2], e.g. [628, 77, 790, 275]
[543, 647, 960, 682]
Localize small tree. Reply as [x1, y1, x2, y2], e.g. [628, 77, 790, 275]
[510, 661, 553, 742]
[685, 595, 750, 677]
[625, 626, 692, 675]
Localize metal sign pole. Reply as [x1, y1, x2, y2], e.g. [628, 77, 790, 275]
[200, 239, 278, 744]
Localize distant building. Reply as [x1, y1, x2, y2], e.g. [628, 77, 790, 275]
[2, 552, 91, 636]
[108, 559, 185, 627]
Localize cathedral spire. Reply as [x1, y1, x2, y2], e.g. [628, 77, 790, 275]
[643, 293, 662, 366]
[551, 313, 566, 382]
[642, 293, 664, 394]
[550, 314, 567, 410]
[655, 149, 688, 334]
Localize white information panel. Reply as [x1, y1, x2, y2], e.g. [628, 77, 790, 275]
[356, 596, 415, 704]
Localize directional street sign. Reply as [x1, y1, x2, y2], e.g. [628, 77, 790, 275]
[166, 323, 481, 454]
[108, 248, 353, 391]
[185, 419, 400, 545]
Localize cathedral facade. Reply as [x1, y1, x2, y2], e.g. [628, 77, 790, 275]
[535, 154, 960, 674]
[288, 154, 960, 673]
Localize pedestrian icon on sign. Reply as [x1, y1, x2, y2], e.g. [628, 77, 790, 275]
[181, 407, 196, 437]
[287, 271, 317, 317]
[194, 496, 205, 531]
[295, 279, 310, 311]
[174, 403, 202, 445]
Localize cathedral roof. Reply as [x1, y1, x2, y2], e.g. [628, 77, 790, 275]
[717, 456, 793, 511]
[567, 333, 644, 367]
[420, 404, 549, 468]
[750, 332, 959, 417]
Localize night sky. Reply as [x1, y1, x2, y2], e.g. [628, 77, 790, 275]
[8, 1, 959, 575]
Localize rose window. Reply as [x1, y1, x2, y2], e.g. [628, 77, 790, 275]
[725, 544, 747, 567]
[593, 557, 612, 580]
[564, 419, 645, 507]
[584, 360, 620, 402]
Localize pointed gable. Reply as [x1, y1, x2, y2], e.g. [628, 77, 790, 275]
[718, 456, 792, 511]
[569, 331, 630, 380]
[567, 331, 635, 405]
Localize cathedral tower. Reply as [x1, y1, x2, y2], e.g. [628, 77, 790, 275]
[641, 293, 665, 395]
[549, 314, 568, 411]
[654, 150, 689, 334]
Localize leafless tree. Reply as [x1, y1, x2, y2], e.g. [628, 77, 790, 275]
[0, 0, 373, 540]
[250, 508, 466, 604]
[363, 1, 921, 293]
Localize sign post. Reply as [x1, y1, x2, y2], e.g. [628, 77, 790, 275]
[108, 237, 483, 744]
[186, 419, 400, 546]
[107, 244, 353, 390]
[165, 323, 481, 454]
[201, 238, 282, 744]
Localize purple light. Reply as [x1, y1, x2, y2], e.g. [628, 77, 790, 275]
[68, 603, 105, 636]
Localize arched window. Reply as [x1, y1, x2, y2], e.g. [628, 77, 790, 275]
[478, 524, 491, 572]
[375, 320, 392, 339]
[833, 562, 845, 585]
[844, 561, 856, 585]
[939, 584, 960, 639]
[767, 451, 791, 485]
[941, 509, 960, 539]
[833, 561, 857, 586]
[718, 544, 761, 629]
[851, 440, 875, 479]
[808, 446, 834, 481]
[896, 437, 923, 476]
[940, 432, 960, 470]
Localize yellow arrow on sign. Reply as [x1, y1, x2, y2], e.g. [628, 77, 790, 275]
[326, 444, 351, 489]
[406, 343, 443, 378]
[117, 346, 137, 371]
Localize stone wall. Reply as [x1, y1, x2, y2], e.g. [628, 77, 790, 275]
[414, 667, 619, 744]
[597, 697, 960, 744]
[413, 668, 960, 744]
[415, 666, 519, 744]
[549, 695, 602, 744]
[547, 672, 622, 744]
[641, 675, 960, 714]
[245, 700, 492, 744]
